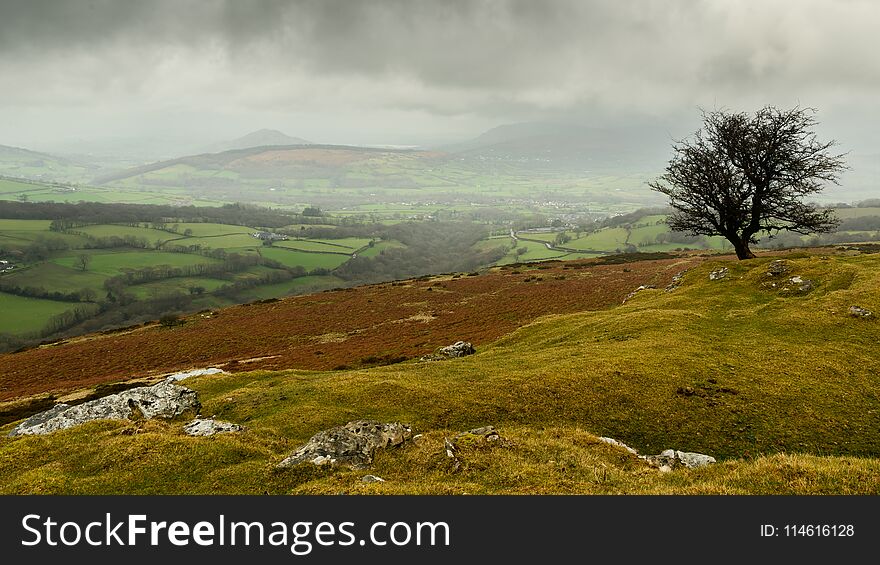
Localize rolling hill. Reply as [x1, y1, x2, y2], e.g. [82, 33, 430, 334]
[444, 121, 677, 172]
[0, 144, 96, 183]
[1, 248, 879, 494]
[201, 129, 313, 153]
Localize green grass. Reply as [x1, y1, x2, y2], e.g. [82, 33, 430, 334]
[52, 251, 219, 276]
[0, 219, 53, 231]
[75, 224, 180, 242]
[2, 251, 880, 494]
[0, 292, 80, 335]
[259, 247, 351, 271]
[173, 223, 254, 237]
[181, 234, 263, 250]
[1, 262, 109, 293]
[357, 240, 406, 258]
[274, 239, 355, 253]
[127, 277, 230, 299]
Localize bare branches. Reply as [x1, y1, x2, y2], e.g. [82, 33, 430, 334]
[649, 105, 845, 259]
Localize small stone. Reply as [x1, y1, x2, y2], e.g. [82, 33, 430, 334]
[183, 418, 243, 437]
[665, 270, 688, 292]
[598, 436, 639, 455]
[709, 267, 729, 281]
[850, 306, 873, 318]
[766, 260, 788, 276]
[361, 475, 386, 483]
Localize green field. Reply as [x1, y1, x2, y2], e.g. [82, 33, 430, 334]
[52, 251, 220, 277]
[259, 247, 352, 271]
[2, 262, 108, 294]
[127, 277, 231, 299]
[274, 239, 356, 253]
[0, 219, 53, 231]
[0, 292, 79, 335]
[173, 223, 255, 237]
[179, 233, 262, 249]
[357, 240, 406, 257]
[75, 224, 180, 242]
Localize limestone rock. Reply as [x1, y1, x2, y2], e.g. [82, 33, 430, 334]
[183, 418, 243, 437]
[787, 275, 814, 293]
[438, 341, 476, 358]
[665, 270, 688, 292]
[642, 449, 716, 471]
[277, 420, 412, 469]
[766, 260, 788, 276]
[709, 267, 729, 281]
[361, 474, 386, 483]
[594, 436, 716, 472]
[444, 425, 506, 471]
[165, 367, 225, 383]
[850, 306, 874, 318]
[421, 341, 476, 361]
[8, 381, 201, 437]
[598, 436, 638, 455]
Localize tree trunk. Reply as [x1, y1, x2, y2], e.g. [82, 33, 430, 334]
[731, 237, 756, 260]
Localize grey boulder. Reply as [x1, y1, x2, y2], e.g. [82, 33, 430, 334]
[183, 418, 243, 437]
[709, 267, 729, 281]
[850, 306, 873, 318]
[277, 420, 412, 469]
[8, 380, 201, 437]
[642, 449, 716, 472]
[421, 341, 476, 361]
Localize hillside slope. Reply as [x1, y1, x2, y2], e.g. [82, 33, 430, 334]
[1, 250, 879, 494]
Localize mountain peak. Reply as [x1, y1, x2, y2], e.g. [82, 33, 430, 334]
[204, 129, 312, 153]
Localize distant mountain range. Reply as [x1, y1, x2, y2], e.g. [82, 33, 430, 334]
[200, 129, 313, 154]
[442, 121, 679, 172]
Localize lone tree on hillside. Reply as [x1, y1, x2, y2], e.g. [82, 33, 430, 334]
[74, 253, 91, 271]
[649, 106, 846, 259]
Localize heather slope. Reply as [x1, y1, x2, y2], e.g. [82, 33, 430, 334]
[1, 251, 879, 494]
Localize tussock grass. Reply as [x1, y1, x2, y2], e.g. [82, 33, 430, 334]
[2, 253, 879, 494]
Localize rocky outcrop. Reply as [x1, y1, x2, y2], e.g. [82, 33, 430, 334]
[665, 270, 688, 292]
[183, 418, 243, 437]
[420, 341, 476, 361]
[786, 275, 814, 293]
[597, 436, 716, 472]
[165, 367, 225, 383]
[709, 267, 729, 281]
[850, 306, 874, 319]
[766, 260, 788, 276]
[444, 425, 507, 471]
[598, 436, 638, 455]
[8, 381, 201, 437]
[276, 420, 412, 469]
[642, 449, 717, 472]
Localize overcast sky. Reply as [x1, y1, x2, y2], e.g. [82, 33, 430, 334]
[1, 0, 879, 157]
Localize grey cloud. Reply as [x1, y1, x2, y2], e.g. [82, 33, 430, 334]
[0, 0, 878, 150]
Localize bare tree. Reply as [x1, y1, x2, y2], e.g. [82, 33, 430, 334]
[649, 106, 846, 259]
[74, 253, 91, 271]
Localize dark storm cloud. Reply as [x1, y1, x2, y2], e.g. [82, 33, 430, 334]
[0, 0, 878, 148]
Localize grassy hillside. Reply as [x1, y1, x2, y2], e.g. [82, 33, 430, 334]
[1, 251, 878, 494]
